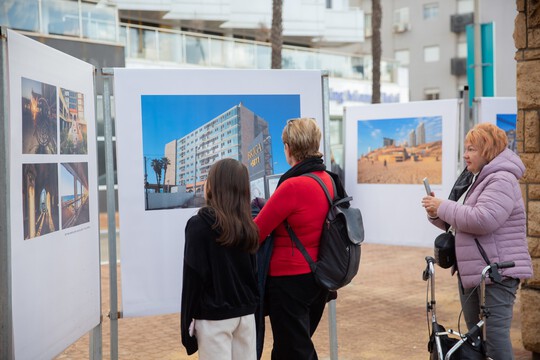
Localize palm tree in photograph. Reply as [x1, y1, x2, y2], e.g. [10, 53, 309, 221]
[271, 0, 283, 69]
[371, 0, 382, 104]
[161, 156, 171, 192]
[150, 158, 163, 193]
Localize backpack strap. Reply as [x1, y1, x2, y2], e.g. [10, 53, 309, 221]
[284, 172, 335, 268]
[285, 223, 316, 267]
[302, 172, 335, 204]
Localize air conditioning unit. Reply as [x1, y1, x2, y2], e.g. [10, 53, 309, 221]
[450, 13, 474, 33]
[451, 57, 467, 76]
[393, 22, 410, 33]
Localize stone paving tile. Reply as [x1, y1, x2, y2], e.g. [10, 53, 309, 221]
[57, 243, 532, 359]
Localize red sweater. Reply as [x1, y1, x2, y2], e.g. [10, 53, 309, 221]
[254, 171, 333, 276]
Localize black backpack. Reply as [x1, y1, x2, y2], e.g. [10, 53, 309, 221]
[285, 173, 364, 291]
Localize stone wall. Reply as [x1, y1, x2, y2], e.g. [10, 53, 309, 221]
[514, 0, 540, 355]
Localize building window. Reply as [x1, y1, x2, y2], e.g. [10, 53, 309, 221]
[365, 13, 372, 38]
[394, 49, 410, 66]
[393, 8, 410, 33]
[458, 42, 467, 58]
[457, 0, 474, 14]
[329, 118, 343, 147]
[424, 45, 440, 62]
[424, 88, 440, 100]
[423, 3, 439, 20]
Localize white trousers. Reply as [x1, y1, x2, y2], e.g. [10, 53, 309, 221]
[194, 314, 256, 360]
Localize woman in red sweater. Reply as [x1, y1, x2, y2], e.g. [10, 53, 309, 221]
[254, 117, 342, 360]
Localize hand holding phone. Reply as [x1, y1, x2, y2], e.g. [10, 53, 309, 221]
[423, 177, 432, 196]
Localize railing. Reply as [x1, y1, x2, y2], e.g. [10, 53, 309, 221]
[0, 0, 118, 43]
[120, 23, 399, 83]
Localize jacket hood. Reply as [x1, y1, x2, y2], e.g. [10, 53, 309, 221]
[198, 206, 221, 235]
[478, 148, 525, 182]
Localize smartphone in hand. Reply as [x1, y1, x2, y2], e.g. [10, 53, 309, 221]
[423, 177, 432, 196]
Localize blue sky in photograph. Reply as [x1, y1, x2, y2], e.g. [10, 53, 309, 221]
[21, 77, 44, 98]
[59, 164, 74, 197]
[357, 116, 442, 156]
[141, 94, 301, 184]
[496, 114, 516, 132]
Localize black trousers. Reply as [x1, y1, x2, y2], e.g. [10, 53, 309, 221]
[267, 273, 328, 360]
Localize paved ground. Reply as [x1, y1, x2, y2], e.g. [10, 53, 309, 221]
[57, 243, 532, 359]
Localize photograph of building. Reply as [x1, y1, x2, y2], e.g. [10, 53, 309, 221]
[141, 94, 300, 210]
[496, 114, 517, 153]
[168, 103, 272, 192]
[357, 116, 442, 184]
[60, 162, 90, 229]
[59, 88, 87, 154]
[22, 163, 59, 239]
[21, 77, 57, 155]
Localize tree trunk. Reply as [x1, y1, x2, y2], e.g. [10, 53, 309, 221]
[371, 0, 382, 104]
[271, 0, 283, 69]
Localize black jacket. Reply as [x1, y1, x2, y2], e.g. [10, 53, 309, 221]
[181, 207, 259, 355]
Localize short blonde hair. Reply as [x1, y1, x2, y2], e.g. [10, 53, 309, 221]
[282, 118, 322, 162]
[465, 123, 508, 162]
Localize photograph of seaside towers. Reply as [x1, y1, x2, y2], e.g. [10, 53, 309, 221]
[357, 116, 443, 184]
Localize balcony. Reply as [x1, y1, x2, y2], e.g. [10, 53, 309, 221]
[121, 23, 399, 83]
[450, 13, 474, 33]
[1, 0, 119, 43]
[450, 57, 467, 77]
[1, 0, 400, 83]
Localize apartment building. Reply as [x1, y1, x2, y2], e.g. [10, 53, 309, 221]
[353, 0, 517, 101]
[163, 103, 272, 194]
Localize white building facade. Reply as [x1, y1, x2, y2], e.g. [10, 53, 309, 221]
[353, 0, 517, 101]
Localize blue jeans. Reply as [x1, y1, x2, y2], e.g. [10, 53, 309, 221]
[459, 277, 519, 360]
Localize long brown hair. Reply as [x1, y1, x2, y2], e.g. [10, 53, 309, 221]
[204, 158, 259, 253]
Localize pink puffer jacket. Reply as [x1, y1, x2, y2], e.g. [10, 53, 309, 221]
[434, 148, 532, 289]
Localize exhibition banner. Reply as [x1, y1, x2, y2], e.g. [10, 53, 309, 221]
[114, 69, 324, 317]
[344, 100, 460, 247]
[6, 29, 100, 359]
[476, 97, 517, 154]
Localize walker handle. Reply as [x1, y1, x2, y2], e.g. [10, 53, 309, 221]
[494, 261, 515, 269]
[423, 256, 435, 281]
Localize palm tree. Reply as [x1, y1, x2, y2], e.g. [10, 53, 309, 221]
[371, 0, 382, 104]
[150, 158, 163, 193]
[271, 0, 283, 69]
[161, 157, 171, 192]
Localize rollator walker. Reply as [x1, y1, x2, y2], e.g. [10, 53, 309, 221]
[423, 256, 515, 360]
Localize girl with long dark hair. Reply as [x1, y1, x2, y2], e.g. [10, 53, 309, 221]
[181, 158, 259, 360]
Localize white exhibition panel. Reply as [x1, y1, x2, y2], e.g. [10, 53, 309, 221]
[344, 100, 460, 247]
[476, 97, 517, 124]
[7, 30, 100, 359]
[114, 69, 324, 317]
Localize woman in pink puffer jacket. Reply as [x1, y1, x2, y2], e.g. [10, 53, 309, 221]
[422, 123, 532, 359]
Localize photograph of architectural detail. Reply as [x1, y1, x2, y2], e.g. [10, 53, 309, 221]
[357, 116, 442, 184]
[496, 114, 517, 153]
[21, 77, 57, 154]
[22, 163, 59, 239]
[59, 88, 87, 154]
[60, 162, 90, 229]
[141, 94, 300, 210]
[250, 177, 265, 201]
[266, 174, 281, 198]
